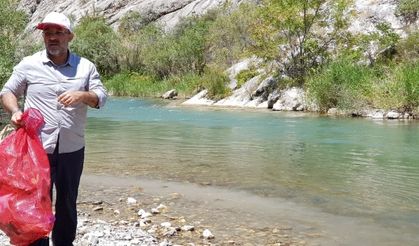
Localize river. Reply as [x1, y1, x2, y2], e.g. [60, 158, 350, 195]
[84, 97, 419, 245]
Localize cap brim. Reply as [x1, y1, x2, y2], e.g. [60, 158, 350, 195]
[37, 23, 69, 31]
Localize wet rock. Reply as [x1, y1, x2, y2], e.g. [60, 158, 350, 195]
[386, 110, 400, 119]
[162, 89, 178, 99]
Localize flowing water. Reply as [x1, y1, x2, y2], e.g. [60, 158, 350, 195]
[85, 97, 419, 245]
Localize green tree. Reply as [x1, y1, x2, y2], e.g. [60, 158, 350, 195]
[357, 22, 400, 65]
[250, 0, 350, 84]
[71, 15, 121, 76]
[205, 3, 257, 68]
[0, 0, 27, 86]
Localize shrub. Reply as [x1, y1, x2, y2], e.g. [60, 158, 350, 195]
[396, 30, 419, 61]
[104, 72, 159, 97]
[71, 15, 121, 76]
[118, 23, 164, 73]
[118, 11, 216, 79]
[162, 73, 202, 98]
[0, 0, 27, 86]
[396, 0, 419, 24]
[250, 0, 351, 84]
[236, 68, 259, 88]
[106, 71, 206, 98]
[205, 3, 257, 68]
[306, 57, 374, 112]
[199, 68, 230, 100]
[123, 17, 211, 79]
[118, 11, 153, 36]
[373, 62, 419, 111]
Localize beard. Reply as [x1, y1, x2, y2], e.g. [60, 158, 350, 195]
[47, 47, 65, 56]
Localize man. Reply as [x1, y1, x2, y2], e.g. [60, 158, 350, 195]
[0, 12, 107, 246]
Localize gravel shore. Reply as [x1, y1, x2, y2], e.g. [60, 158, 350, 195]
[1, 174, 312, 245]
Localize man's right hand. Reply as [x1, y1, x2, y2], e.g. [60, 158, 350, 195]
[11, 110, 23, 128]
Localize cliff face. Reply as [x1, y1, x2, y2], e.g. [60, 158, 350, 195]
[18, 0, 248, 32]
[19, 0, 416, 35]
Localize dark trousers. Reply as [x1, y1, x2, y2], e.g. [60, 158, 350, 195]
[30, 146, 85, 246]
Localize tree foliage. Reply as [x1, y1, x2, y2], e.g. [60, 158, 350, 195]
[396, 0, 419, 24]
[205, 3, 257, 68]
[71, 15, 120, 76]
[0, 0, 27, 86]
[250, 0, 351, 84]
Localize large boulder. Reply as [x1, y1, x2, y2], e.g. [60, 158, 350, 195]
[272, 87, 305, 111]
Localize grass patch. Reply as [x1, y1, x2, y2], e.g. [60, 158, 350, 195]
[236, 68, 259, 88]
[104, 73, 161, 97]
[105, 72, 209, 98]
[373, 61, 419, 111]
[306, 57, 374, 112]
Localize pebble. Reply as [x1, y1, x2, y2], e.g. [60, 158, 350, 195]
[0, 193, 302, 246]
[202, 229, 215, 239]
[127, 197, 137, 205]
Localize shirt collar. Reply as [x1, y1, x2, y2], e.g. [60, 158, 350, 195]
[41, 49, 75, 67]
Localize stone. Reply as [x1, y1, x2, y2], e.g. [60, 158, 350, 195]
[93, 206, 104, 211]
[181, 225, 195, 231]
[127, 197, 137, 205]
[162, 89, 178, 99]
[202, 229, 214, 239]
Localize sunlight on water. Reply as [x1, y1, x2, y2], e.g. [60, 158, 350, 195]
[85, 97, 419, 240]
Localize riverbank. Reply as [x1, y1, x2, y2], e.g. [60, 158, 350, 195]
[76, 174, 311, 245]
[1, 173, 418, 246]
[0, 174, 310, 246]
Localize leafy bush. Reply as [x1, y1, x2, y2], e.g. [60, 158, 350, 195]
[396, 0, 419, 24]
[105, 72, 203, 98]
[71, 15, 121, 76]
[306, 57, 374, 112]
[359, 22, 400, 64]
[162, 73, 202, 98]
[118, 23, 164, 73]
[0, 0, 27, 86]
[199, 68, 230, 100]
[250, 0, 351, 84]
[105, 72, 159, 97]
[373, 62, 419, 111]
[118, 11, 153, 36]
[236, 68, 259, 88]
[396, 30, 419, 61]
[205, 3, 257, 68]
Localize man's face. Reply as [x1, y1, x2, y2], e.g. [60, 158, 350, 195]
[42, 26, 73, 57]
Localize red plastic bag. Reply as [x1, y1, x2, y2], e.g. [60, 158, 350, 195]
[0, 108, 54, 246]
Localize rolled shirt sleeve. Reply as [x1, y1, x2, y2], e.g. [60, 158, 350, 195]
[88, 64, 107, 109]
[0, 60, 29, 98]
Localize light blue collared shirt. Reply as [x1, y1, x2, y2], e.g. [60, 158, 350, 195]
[0, 50, 107, 153]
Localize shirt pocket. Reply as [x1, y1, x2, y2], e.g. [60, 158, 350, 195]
[61, 77, 89, 91]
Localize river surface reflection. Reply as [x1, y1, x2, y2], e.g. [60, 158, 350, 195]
[85, 97, 419, 245]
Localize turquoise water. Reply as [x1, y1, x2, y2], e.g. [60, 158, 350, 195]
[86, 97, 419, 243]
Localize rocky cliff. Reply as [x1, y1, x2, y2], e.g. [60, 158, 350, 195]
[18, 0, 248, 32]
[18, 0, 417, 35]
